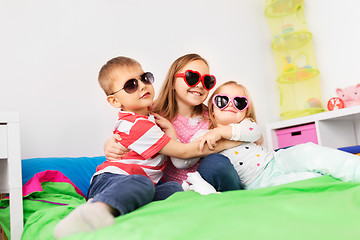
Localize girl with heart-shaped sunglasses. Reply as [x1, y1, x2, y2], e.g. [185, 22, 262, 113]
[177, 81, 360, 194]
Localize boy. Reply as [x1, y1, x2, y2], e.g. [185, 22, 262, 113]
[54, 56, 240, 239]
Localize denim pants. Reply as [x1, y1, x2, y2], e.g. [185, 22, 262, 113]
[87, 173, 183, 216]
[197, 153, 244, 191]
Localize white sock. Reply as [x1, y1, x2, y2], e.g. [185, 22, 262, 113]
[182, 181, 191, 191]
[53, 201, 115, 239]
[186, 171, 219, 195]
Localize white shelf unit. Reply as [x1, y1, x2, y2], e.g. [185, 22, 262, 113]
[266, 106, 360, 150]
[0, 112, 23, 240]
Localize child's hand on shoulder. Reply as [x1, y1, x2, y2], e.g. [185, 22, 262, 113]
[152, 113, 178, 140]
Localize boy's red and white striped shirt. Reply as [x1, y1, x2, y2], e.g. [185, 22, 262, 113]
[94, 111, 170, 184]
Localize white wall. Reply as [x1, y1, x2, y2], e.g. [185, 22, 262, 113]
[0, 0, 359, 159]
[305, 0, 360, 103]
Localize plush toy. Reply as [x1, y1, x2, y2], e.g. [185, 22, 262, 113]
[336, 84, 360, 108]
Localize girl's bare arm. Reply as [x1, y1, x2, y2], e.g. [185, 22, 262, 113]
[159, 138, 241, 159]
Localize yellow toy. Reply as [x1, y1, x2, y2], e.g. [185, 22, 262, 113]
[282, 56, 297, 73]
[265, 0, 324, 119]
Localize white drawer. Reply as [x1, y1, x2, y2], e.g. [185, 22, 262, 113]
[0, 159, 9, 191]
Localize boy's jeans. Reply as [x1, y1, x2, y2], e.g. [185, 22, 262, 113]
[87, 173, 183, 216]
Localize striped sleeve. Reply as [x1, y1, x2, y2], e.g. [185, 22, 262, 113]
[114, 114, 170, 159]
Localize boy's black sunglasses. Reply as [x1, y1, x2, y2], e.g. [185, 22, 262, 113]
[108, 72, 154, 95]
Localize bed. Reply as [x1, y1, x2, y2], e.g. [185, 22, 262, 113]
[1, 156, 360, 240]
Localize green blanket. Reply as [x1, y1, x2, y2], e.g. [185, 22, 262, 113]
[0, 181, 85, 240]
[1, 176, 360, 240]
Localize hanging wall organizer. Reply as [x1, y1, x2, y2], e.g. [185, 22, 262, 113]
[265, 0, 324, 120]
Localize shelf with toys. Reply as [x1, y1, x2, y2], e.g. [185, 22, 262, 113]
[265, 0, 360, 156]
[266, 105, 360, 151]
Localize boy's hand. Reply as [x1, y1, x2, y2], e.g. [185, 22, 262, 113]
[199, 128, 222, 151]
[152, 113, 178, 140]
[104, 134, 129, 161]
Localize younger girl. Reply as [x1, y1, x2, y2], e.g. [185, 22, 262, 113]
[104, 54, 243, 191]
[181, 81, 360, 193]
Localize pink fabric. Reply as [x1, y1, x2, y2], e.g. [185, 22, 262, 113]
[22, 170, 85, 198]
[162, 160, 201, 184]
[172, 114, 209, 144]
[162, 113, 209, 184]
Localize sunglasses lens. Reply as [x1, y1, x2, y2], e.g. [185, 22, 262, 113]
[185, 71, 200, 86]
[214, 95, 229, 109]
[142, 72, 154, 84]
[123, 79, 138, 94]
[203, 76, 216, 90]
[233, 97, 248, 111]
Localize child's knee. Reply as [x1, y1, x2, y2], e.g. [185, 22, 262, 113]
[164, 181, 183, 192]
[201, 153, 231, 166]
[131, 174, 155, 191]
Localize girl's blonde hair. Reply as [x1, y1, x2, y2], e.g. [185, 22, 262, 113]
[152, 53, 209, 121]
[208, 81, 257, 129]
